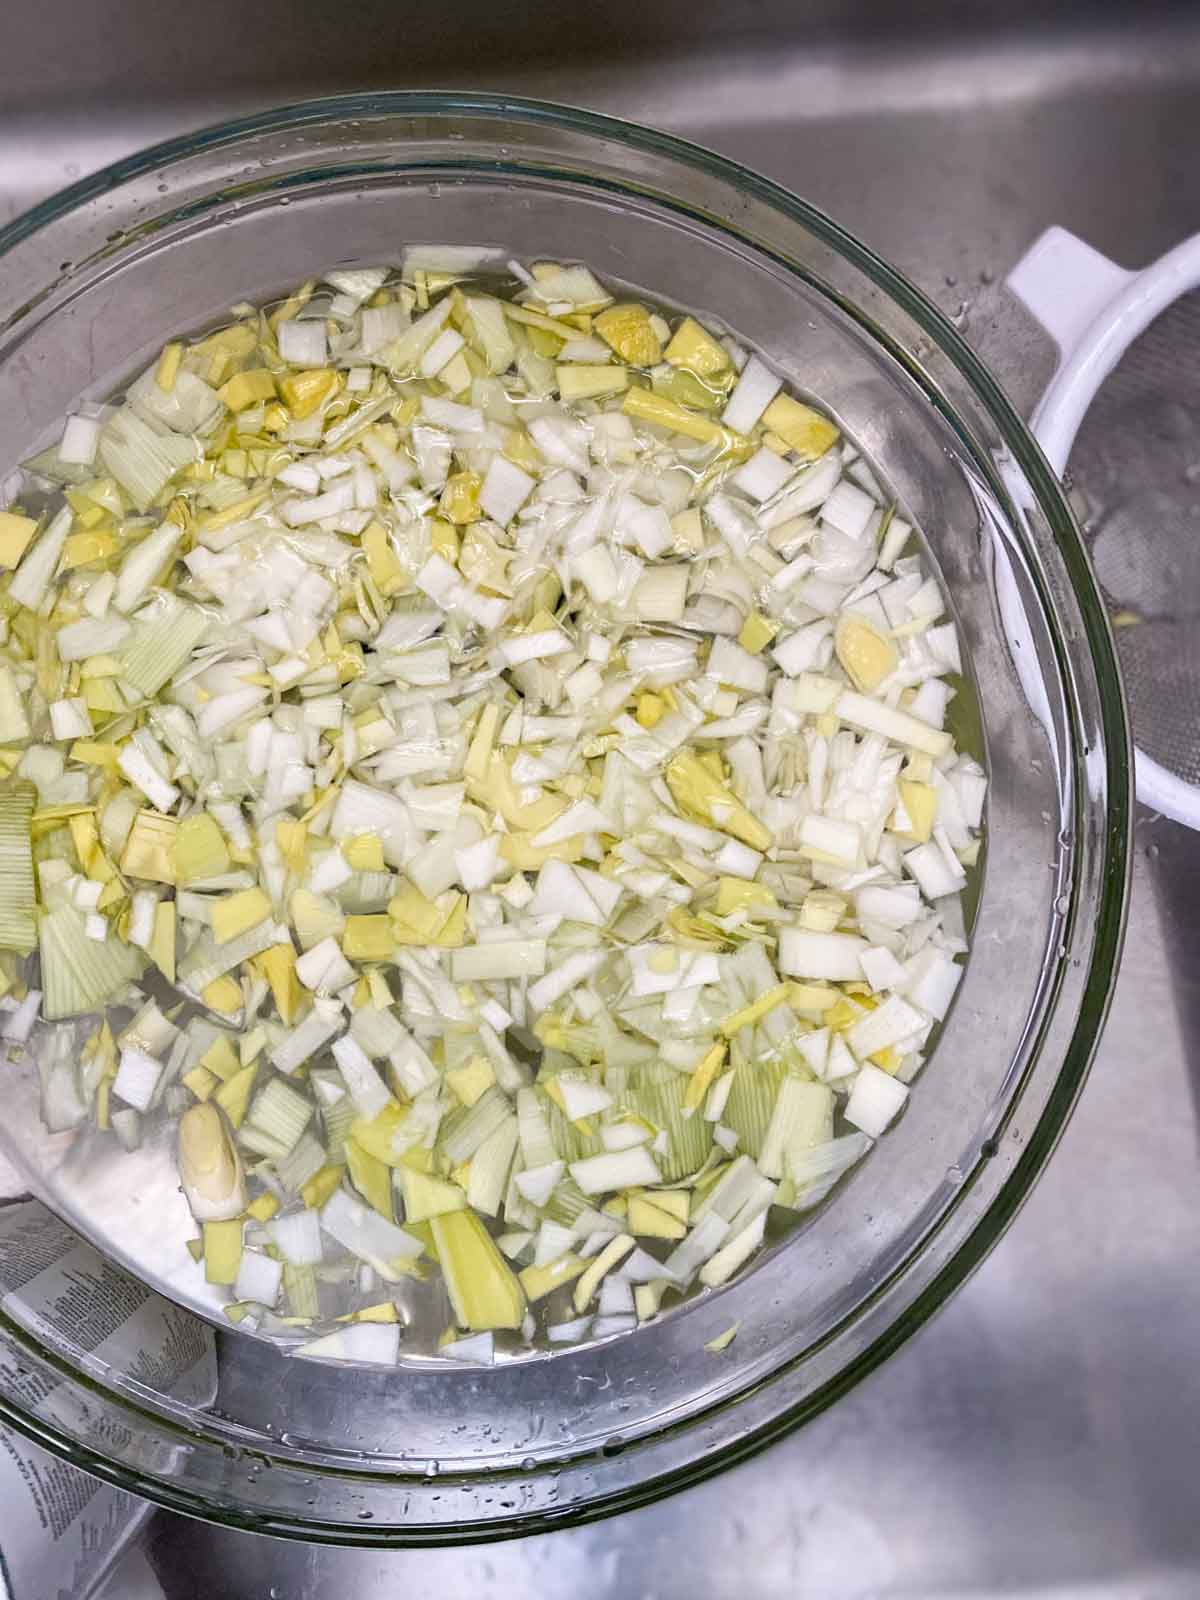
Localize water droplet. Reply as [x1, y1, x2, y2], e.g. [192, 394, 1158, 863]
[520, 1456, 537, 1471]
[979, 267, 995, 285]
[601, 1434, 625, 1457]
[1054, 894, 1070, 915]
[946, 1164, 964, 1185]
[944, 273, 958, 287]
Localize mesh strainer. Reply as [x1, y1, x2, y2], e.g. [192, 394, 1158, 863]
[1009, 226, 1200, 825]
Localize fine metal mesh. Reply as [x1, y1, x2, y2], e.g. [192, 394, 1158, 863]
[1069, 288, 1200, 786]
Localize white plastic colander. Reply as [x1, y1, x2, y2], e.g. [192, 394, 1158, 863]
[1008, 224, 1200, 827]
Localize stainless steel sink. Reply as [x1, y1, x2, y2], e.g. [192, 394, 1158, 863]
[5, 4, 1200, 1594]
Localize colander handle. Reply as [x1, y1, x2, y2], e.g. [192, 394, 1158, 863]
[1007, 224, 1200, 826]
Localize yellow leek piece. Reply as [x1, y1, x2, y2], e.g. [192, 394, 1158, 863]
[622, 384, 729, 445]
[671, 507, 705, 554]
[355, 1301, 400, 1324]
[799, 889, 845, 933]
[738, 611, 779, 654]
[501, 832, 585, 873]
[714, 876, 776, 917]
[62, 530, 117, 569]
[194, 322, 258, 360]
[280, 369, 339, 420]
[636, 692, 665, 729]
[664, 316, 733, 381]
[593, 303, 662, 366]
[895, 778, 936, 843]
[155, 342, 184, 392]
[200, 1033, 241, 1083]
[182, 1065, 218, 1102]
[628, 1196, 688, 1241]
[275, 819, 308, 874]
[361, 521, 409, 597]
[573, 1233, 635, 1314]
[446, 1055, 495, 1108]
[520, 1253, 587, 1302]
[463, 704, 500, 786]
[257, 944, 300, 1025]
[824, 996, 867, 1033]
[68, 811, 110, 880]
[211, 887, 272, 945]
[217, 369, 276, 412]
[214, 1063, 257, 1129]
[834, 613, 899, 694]
[503, 429, 542, 473]
[501, 301, 581, 340]
[174, 812, 231, 885]
[98, 878, 128, 913]
[349, 1103, 408, 1168]
[438, 473, 481, 527]
[202, 1219, 243, 1285]
[342, 914, 395, 962]
[788, 981, 841, 1015]
[650, 364, 724, 413]
[718, 984, 793, 1039]
[556, 364, 629, 402]
[367, 968, 393, 1010]
[905, 753, 934, 783]
[245, 1192, 280, 1223]
[760, 393, 840, 459]
[398, 1165, 468, 1224]
[389, 881, 446, 942]
[644, 1188, 689, 1224]
[342, 832, 385, 873]
[683, 1041, 728, 1112]
[430, 894, 467, 948]
[431, 1210, 526, 1332]
[119, 811, 177, 884]
[665, 751, 772, 853]
[635, 1282, 666, 1322]
[147, 908, 175, 979]
[83, 677, 126, 716]
[467, 753, 566, 835]
[704, 1322, 741, 1354]
[301, 1165, 346, 1210]
[270, 279, 315, 329]
[345, 1138, 394, 1220]
[95, 1078, 112, 1130]
[0, 513, 38, 569]
[194, 488, 270, 536]
[70, 740, 120, 771]
[201, 975, 242, 1017]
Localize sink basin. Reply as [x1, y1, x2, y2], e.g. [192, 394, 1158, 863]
[2, 3, 1199, 1594]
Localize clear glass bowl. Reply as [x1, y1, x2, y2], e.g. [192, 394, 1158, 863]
[0, 93, 1130, 1543]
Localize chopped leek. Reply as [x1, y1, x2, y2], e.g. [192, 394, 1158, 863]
[0, 251, 981, 1362]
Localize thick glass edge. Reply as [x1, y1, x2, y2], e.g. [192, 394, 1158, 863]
[0, 91, 1132, 1541]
